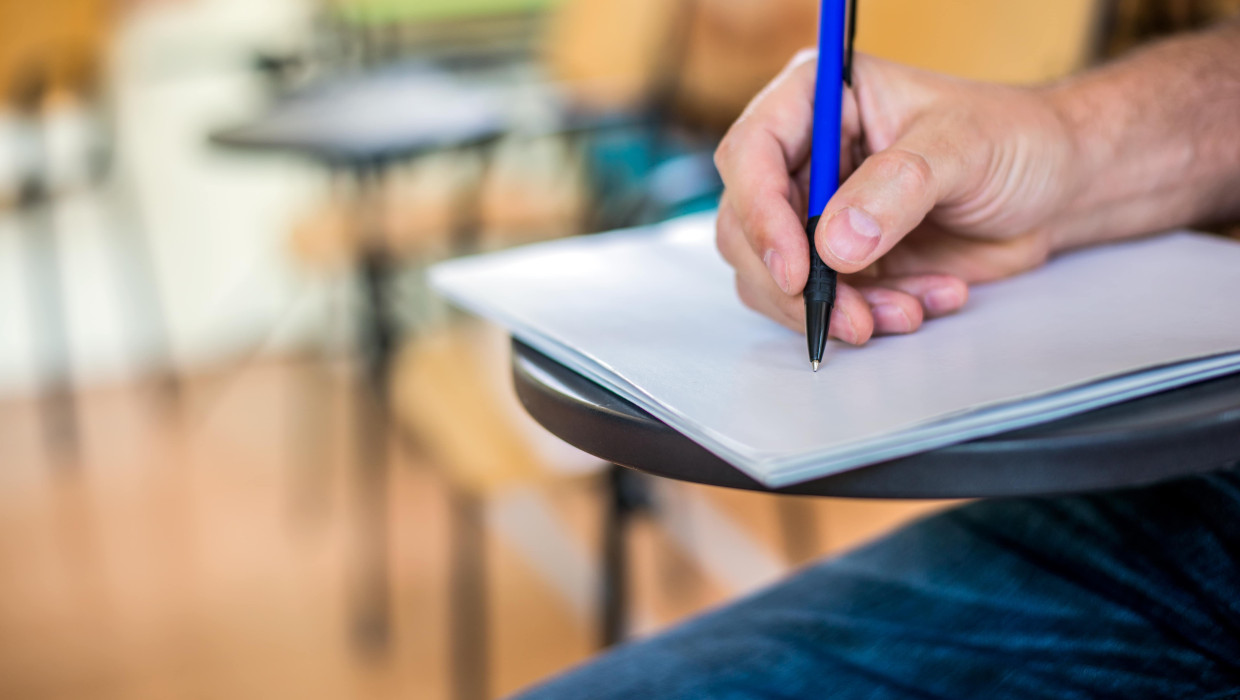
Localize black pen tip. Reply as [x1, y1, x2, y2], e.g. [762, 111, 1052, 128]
[806, 300, 831, 369]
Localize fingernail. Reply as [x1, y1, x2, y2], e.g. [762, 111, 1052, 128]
[824, 207, 882, 264]
[924, 288, 964, 315]
[872, 304, 912, 333]
[764, 250, 791, 294]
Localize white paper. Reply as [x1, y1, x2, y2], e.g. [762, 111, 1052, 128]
[431, 213, 1240, 487]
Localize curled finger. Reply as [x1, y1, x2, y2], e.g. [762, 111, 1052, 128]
[856, 286, 924, 335]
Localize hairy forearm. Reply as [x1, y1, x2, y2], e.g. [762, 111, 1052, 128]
[1045, 20, 1240, 251]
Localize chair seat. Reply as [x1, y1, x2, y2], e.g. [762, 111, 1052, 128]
[392, 321, 601, 494]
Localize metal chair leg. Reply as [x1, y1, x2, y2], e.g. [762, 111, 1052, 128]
[101, 152, 182, 409]
[775, 497, 822, 566]
[450, 490, 489, 700]
[17, 155, 79, 459]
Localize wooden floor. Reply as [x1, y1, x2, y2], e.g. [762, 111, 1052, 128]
[0, 357, 948, 699]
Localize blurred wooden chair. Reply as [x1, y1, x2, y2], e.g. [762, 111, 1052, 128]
[393, 322, 596, 495]
[0, 1, 110, 108]
[391, 320, 602, 700]
[0, 0, 177, 460]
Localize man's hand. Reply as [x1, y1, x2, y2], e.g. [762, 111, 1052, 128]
[714, 52, 1078, 343]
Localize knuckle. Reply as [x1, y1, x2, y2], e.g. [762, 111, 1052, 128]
[713, 135, 732, 172]
[735, 276, 761, 312]
[714, 225, 728, 259]
[740, 204, 778, 256]
[713, 127, 747, 181]
[715, 223, 741, 266]
[873, 148, 935, 195]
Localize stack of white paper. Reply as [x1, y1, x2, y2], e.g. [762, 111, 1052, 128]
[430, 213, 1240, 488]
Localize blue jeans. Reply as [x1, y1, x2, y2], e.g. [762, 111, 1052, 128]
[512, 469, 1240, 699]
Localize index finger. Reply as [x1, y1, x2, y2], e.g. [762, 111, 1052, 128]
[713, 51, 819, 295]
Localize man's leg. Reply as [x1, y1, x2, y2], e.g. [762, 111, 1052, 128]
[512, 468, 1240, 699]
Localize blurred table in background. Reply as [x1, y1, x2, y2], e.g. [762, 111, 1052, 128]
[213, 64, 541, 164]
[210, 53, 608, 700]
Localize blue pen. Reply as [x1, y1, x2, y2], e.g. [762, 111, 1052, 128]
[805, 0, 855, 371]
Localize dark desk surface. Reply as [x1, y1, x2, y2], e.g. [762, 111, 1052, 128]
[209, 63, 636, 165]
[210, 65, 552, 163]
[512, 340, 1240, 499]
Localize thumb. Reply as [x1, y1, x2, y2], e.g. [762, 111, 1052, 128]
[815, 123, 970, 274]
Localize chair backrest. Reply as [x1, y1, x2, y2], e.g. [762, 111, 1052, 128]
[0, 0, 111, 108]
[541, 0, 684, 110]
[392, 323, 598, 494]
[673, 0, 818, 131]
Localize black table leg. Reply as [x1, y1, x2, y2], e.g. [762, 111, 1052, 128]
[351, 368, 392, 655]
[350, 162, 397, 656]
[600, 463, 650, 648]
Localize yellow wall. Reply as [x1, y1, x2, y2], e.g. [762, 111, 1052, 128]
[855, 0, 1102, 83]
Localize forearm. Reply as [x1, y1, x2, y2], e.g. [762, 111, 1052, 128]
[1045, 20, 1240, 251]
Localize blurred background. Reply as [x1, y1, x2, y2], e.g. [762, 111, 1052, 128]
[1, 0, 1237, 698]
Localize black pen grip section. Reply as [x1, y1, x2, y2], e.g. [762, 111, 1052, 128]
[803, 215, 837, 304]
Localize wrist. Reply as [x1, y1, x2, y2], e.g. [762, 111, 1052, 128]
[1038, 80, 1112, 253]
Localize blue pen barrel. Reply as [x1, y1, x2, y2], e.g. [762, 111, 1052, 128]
[808, 0, 848, 218]
[804, 0, 848, 365]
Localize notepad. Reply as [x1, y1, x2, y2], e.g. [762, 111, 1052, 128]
[430, 213, 1240, 488]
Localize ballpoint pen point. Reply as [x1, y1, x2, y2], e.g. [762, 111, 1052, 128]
[811, 360, 820, 372]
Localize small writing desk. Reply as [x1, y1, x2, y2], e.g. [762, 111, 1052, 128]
[513, 335, 1240, 644]
[512, 339, 1240, 499]
[210, 66, 526, 700]
[211, 63, 648, 699]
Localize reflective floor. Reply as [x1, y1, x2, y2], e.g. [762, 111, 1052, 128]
[0, 356, 949, 699]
